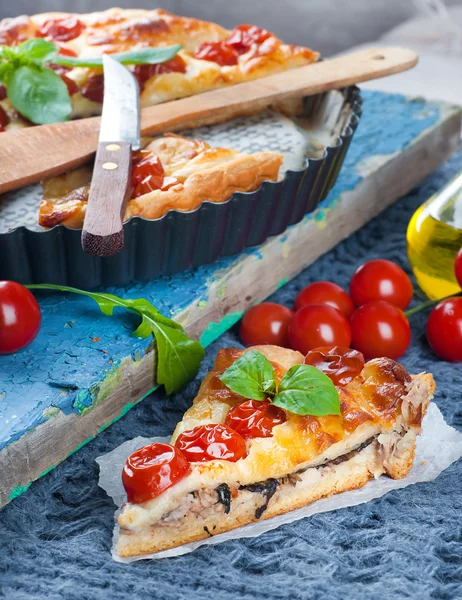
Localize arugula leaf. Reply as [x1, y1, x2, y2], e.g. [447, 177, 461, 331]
[50, 44, 182, 68]
[17, 39, 58, 63]
[272, 364, 341, 416]
[7, 65, 72, 124]
[26, 284, 204, 395]
[220, 350, 276, 401]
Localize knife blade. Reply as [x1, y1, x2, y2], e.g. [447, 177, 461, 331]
[81, 54, 140, 257]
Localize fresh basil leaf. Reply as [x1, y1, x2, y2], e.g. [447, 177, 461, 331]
[51, 44, 182, 68]
[0, 62, 14, 84]
[272, 364, 341, 416]
[220, 350, 276, 401]
[7, 65, 71, 124]
[26, 284, 204, 395]
[17, 39, 58, 63]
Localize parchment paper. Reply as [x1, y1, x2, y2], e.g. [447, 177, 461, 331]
[96, 403, 462, 563]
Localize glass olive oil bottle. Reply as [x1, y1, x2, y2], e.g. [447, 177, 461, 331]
[407, 171, 462, 300]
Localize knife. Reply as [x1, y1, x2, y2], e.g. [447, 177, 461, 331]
[81, 54, 141, 257]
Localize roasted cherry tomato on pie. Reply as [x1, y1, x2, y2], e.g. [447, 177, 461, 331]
[0, 281, 41, 354]
[59, 74, 79, 96]
[175, 424, 247, 462]
[130, 150, 178, 197]
[426, 297, 462, 362]
[81, 73, 105, 103]
[133, 55, 187, 88]
[349, 259, 413, 310]
[350, 301, 410, 360]
[225, 399, 286, 439]
[294, 281, 354, 318]
[0, 106, 9, 132]
[225, 24, 272, 54]
[122, 443, 191, 504]
[455, 248, 462, 289]
[240, 302, 294, 347]
[304, 346, 365, 387]
[37, 17, 86, 42]
[194, 41, 239, 66]
[55, 43, 78, 57]
[288, 304, 352, 354]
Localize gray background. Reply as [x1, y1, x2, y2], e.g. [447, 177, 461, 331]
[0, 0, 461, 56]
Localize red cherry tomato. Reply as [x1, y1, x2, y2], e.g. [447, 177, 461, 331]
[350, 301, 410, 360]
[350, 259, 413, 309]
[455, 248, 462, 289]
[240, 302, 294, 347]
[55, 43, 78, 57]
[294, 281, 354, 318]
[426, 297, 462, 362]
[133, 55, 187, 90]
[0, 106, 9, 133]
[122, 443, 191, 504]
[175, 424, 247, 462]
[304, 346, 365, 386]
[59, 74, 79, 96]
[0, 281, 41, 354]
[194, 41, 239, 66]
[225, 24, 272, 54]
[130, 150, 178, 198]
[225, 399, 286, 439]
[38, 17, 86, 41]
[81, 73, 104, 103]
[288, 305, 351, 354]
[0, 85, 6, 100]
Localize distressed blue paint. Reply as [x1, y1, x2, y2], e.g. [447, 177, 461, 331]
[0, 91, 445, 452]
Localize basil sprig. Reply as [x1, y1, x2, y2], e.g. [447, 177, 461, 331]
[0, 39, 182, 125]
[26, 284, 204, 395]
[220, 350, 340, 417]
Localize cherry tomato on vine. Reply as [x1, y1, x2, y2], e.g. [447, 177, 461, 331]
[455, 248, 462, 289]
[426, 297, 462, 362]
[294, 281, 354, 318]
[0, 281, 41, 354]
[304, 346, 365, 386]
[350, 259, 413, 309]
[288, 305, 352, 354]
[225, 399, 286, 439]
[175, 424, 247, 462]
[350, 301, 410, 360]
[122, 443, 191, 504]
[240, 302, 294, 347]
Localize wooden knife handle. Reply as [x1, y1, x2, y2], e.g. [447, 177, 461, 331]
[81, 141, 132, 257]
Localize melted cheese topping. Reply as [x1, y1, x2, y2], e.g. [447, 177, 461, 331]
[119, 345, 418, 531]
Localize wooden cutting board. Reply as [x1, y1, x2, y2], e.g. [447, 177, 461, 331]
[1, 90, 460, 507]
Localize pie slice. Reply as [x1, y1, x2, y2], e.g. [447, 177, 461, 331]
[116, 345, 435, 558]
[0, 9, 319, 131]
[39, 133, 282, 228]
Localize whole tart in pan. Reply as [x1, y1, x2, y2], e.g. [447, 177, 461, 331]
[0, 87, 362, 288]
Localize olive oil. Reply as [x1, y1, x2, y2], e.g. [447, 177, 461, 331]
[407, 171, 462, 300]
